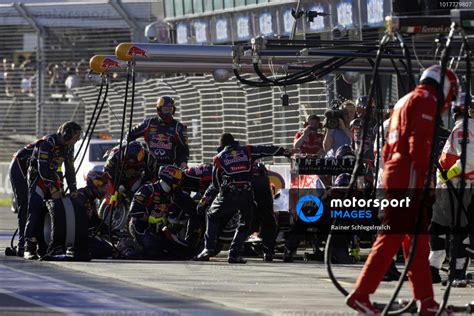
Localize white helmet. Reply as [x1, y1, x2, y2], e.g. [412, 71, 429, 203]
[420, 65, 459, 112]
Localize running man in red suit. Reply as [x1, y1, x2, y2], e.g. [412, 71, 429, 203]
[346, 65, 459, 315]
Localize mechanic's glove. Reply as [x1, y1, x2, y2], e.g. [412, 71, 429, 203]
[109, 191, 119, 207]
[438, 165, 461, 184]
[350, 247, 361, 263]
[148, 215, 167, 225]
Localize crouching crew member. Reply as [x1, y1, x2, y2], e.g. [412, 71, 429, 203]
[128, 165, 192, 259]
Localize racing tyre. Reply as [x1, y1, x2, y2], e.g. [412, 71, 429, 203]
[44, 197, 89, 254]
[98, 199, 129, 232]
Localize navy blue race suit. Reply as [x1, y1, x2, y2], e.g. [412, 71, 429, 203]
[103, 143, 158, 195]
[197, 162, 278, 256]
[251, 163, 278, 256]
[179, 163, 213, 247]
[71, 186, 114, 258]
[127, 117, 189, 167]
[128, 182, 192, 259]
[182, 163, 213, 193]
[24, 133, 77, 251]
[204, 141, 290, 259]
[9, 140, 38, 249]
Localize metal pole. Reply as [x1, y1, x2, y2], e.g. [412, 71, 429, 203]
[358, 0, 366, 95]
[36, 34, 44, 136]
[13, 3, 45, 137]
[289, 0, 302, 40]
[109, 0, 142, 41]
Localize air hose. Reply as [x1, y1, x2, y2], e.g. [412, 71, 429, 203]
[74, 74, 105, 162]
[437, 25, 471, 316]
[325, 33, 390, 299]
[75, 75, 109, 175]
[108, 62, 133, 254]
[381, 24, 455, 316]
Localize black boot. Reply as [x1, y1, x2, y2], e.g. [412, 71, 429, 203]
[16, 246, 24, 257]
[40, 246, 66, 261]
[454, 269, 466, 280]
[67, 248, 92, 261]
[228, 255, 247, 264]
[194, 249, 212, 261]
[382, 260, 402, 282]
[283, 250, 294, 262]
[263, 253, 273, 262]
[452, 270, 468, 288]
[23, 242, 38, 260]
[331, 247, 354, 264]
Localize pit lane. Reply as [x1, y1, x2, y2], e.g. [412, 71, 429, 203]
[1, 207, 472, 315]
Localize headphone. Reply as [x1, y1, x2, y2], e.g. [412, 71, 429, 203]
[58, 121, 81, 141]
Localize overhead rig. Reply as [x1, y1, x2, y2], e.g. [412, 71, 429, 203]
[89, 9, 474, 86]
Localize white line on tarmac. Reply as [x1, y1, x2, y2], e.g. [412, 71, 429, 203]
[0, 264, 182, 315]
[320, 278, 354, 287]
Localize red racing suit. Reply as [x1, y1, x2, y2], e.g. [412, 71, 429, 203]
[430, 118, 474, 271]
[354, 84, 440, 301]
[438, 118, 474, 185]
[432, 118, 474, 228]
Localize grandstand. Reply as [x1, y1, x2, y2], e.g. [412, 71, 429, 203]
[0, 0, 335, 165]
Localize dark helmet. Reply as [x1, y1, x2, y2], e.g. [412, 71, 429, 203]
[86, 170, 109, 198]
[156, 96, 176, 115]
[219, 133, 235, 147]
[158, 165, 183, 190]
[335, 145, 355, 160]
[57, 121, 82, 142]
[124, 141, 145, 167]
[333, 173, 351, 187]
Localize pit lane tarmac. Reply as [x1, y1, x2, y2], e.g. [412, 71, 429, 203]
[1, 207, 473, 315]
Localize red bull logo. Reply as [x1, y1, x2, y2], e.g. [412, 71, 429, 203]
[128, 46, 147, 57]
[101, 58, 120, 69]
[171, 168, 183, 180]
[163, 166, 183, 180]
[153, 133, 170, 142]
